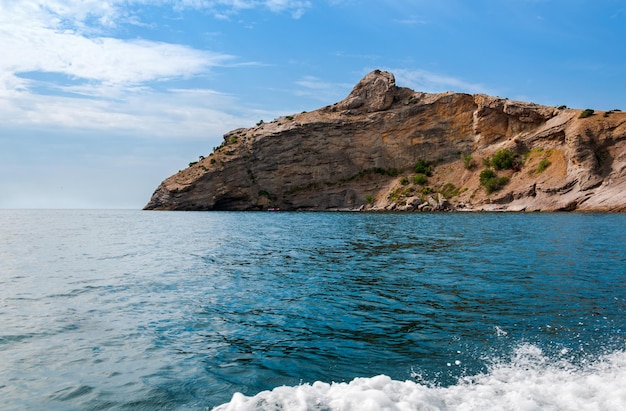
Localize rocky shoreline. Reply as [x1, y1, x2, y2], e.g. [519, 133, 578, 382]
[145, 70, 626, 212]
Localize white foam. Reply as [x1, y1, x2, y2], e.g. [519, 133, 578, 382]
[212, 345, 626, 411]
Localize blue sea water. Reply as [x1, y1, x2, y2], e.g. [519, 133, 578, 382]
[0, 210, 625, 410]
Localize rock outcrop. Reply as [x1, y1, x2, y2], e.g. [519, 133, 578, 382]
[145, 70, 626, 212]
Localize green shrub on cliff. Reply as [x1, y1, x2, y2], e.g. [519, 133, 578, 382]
[536, 158, 551, 173]
[414, 159, 433, 176]
[482, 149, 519, 170]
[440, 183, 460, 198]
[579, 109, 594, 119]
[412, 174, 428, 185]
[387, 186, 414, 203]
[490, 149, 517, 170]
[479, 169, 509, 194]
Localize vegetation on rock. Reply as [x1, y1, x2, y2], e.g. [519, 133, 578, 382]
[414, 159, 434, 176]
[484, 149, 519, 170]
[145, 70, 626, 213]
[579, 109, 595, 119]
[536, 159, 552, 174]
[479, 169, 509, 194]
[412, 174, 428, 185]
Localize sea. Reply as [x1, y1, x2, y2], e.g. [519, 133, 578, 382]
[0, 210, 625, 411]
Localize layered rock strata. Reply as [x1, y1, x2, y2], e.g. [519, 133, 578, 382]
[145, 70, 626, 212]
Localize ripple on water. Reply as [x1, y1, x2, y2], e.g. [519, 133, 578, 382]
[0, 210, 624, 409]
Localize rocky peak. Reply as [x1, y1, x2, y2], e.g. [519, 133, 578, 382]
[336, 70, 398, 113]
[145, 70, 626, 212]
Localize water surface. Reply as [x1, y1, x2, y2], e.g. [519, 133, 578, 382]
[0, 210, 624, 410]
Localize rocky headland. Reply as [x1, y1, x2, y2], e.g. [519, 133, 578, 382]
[145, 70, 626, 212]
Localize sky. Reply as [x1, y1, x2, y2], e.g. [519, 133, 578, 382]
[1, 0, 625, 209]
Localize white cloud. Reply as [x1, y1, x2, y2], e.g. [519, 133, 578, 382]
[0, 1, 233, 90]
[0, 0, 304, 140]
[1, 1, 124, 33]
[2, 32, 231, 89]
[264, 0, 310, 18]
[169, 0, 311, 19]
[0, 85, 259, 140]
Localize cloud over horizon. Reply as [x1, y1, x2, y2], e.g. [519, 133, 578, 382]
[0, 0, 312, 138]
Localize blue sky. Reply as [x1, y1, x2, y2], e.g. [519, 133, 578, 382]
[1, 0, 624, 209]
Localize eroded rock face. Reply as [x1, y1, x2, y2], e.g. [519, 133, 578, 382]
[336, 69, 400, 113]
[145, 70, 626, 212]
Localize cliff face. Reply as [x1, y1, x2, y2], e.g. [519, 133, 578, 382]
[145, 70, 626, 212]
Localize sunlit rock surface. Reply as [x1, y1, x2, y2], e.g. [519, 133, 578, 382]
[145, 70, 626, 212]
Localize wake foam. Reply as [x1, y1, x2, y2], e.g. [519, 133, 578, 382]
[212, 344, 626, 411]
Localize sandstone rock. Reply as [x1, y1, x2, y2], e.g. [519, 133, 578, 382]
[145, 70, 626, 212]
[427, 196, 439, 209]
[418, 202, 430, 211]
[407, 197, 422, 207]
[336, 69, 399, 113]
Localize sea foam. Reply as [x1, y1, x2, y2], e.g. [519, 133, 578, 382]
[213, 345, 626, 411]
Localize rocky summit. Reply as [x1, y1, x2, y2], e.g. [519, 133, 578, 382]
[145, 70, 626, 212]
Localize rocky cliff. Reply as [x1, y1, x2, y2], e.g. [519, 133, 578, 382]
[145, 70, 626, 212]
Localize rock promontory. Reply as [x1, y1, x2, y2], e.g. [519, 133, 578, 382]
[145, 70, 626, 212]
